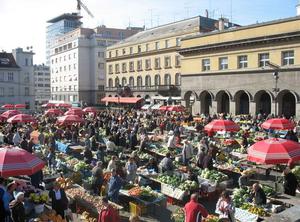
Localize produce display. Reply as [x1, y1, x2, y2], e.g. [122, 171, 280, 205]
[128, 187, 143, 197]
[202, 214, 219, 222]
[241, 203, 270, 217]
[157, 174, 181, 187]
[178, 180, 198, 191]
[29, 192, 49, 204]
[138, 152, 153, 160]
[55, 177, 73, 189]
[232, 187, 251, 207]
[171, 208, 184, 222]
[74, 161, 90, 172]
[39, 210, 67, 222]
[262, 185, 276, 197]
[80, 211, 97, 222]
[198, 168, 228, 183]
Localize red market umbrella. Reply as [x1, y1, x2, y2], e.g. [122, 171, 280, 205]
[261, 118, 295, 130]
[1, 104, 14, 109]
[57, 115, 84, 125]
[55, 103, 72, 108]
[0, 110, 21, 119]
[159, 106, 169, 111]
[167, 105, 185, 112]
[0, 146, 45, 177]
[204, 119, 240, 132]
[14, 104, 26, 109]
[44, 109, 63, 116]
[64, 108, 84, 116]
[41, 103, 56, 108]
[83, 107, 97, 113]
[247, 138, 300, 164]
[7, 114, 36, 124]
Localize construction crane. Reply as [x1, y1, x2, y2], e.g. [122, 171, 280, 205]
[77, 0, 94, 18]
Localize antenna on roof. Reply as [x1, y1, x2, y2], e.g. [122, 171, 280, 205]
[230, 0, 233, 23]
[156, 15, 160, 26]
[149, 9, 154, 28]
[128, 17, 131, 28]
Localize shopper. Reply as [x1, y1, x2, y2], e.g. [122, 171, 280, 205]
[98, 196, 120, 222]
[107, 169, 123, 203]
[283, 168, 299, 196]
[216, 191, 235, 222]
[9, 192, 25, 222]
[184, 193, 208, 222]
[49, 182, 69, 219]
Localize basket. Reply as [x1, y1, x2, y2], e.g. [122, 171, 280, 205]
[129, 202, 147, 216]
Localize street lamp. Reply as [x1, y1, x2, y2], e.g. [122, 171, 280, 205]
[266, 61, 280, 116]
[117, 84, 123, 111]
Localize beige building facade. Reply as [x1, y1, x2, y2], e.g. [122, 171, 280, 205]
[105, 16, 237, 104]
[180, 16, 300, 117]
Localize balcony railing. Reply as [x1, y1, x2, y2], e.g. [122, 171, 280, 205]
[105, 84, 181, 92]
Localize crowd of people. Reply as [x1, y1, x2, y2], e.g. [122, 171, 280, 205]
[0, 108, 299, 222]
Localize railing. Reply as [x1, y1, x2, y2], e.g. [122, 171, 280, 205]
[105, 84, 181, 92]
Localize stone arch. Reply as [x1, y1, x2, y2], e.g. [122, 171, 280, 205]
[199, 90, 214, 115]
[145, 75, 151, 88]
[108, 78, 113, 88]
[121, 77, 127, 86]
[129, 76, 134, 87]
[254, 90, 274, 115]
[137, 76, 142, 89]
[175, 73, 181, 86]
[216, 90, 232, 114]
[234, 90, 252, 115]
[184, 91, 198, 112]
[277, 89, 298, 117]
[115, 77, 119, 87]
[164, 74, 171, 85]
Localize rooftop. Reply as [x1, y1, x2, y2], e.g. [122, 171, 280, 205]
[47, 13, 82, 23]
[0, 53, 20, 69]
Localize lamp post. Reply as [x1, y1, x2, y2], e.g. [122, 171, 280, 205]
[117, 84, 122, 112]
[266, 61, 280, 116]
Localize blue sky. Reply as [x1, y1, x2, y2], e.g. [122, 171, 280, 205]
[0, 0, 298, 64]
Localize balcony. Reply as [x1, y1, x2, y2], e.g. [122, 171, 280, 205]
[105, 85, 181, 96]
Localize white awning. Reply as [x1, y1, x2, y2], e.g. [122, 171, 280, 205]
[151, 104, 162, 110]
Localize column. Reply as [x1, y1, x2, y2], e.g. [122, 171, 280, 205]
[192, 100, 201, 115]
[230, 101, 236, 116]
[212, 100, 218, 114]
[249, 101, 256, 116]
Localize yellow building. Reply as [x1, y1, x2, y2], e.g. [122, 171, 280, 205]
[180, 16, 300, 117]
[105, 16, 237, 104]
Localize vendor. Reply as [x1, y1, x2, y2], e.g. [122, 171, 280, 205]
[92, 161, 104, 195]
[106, 137, 117, 155]
[283, 167, 299, 196]
[159, 152, 174, 174]
[83, 146, 93, 164]
[167, 131, 177, 150]
[142, 158, 159, 173]
[125, 157, 137, 183]
[238, 171, 250, 188]
[98, 196, 120, 222]
[250, 183, 266, 205]
[107, 169, 123, 203]
[182, 139, 193, 166]
[49, 182, 69, 219]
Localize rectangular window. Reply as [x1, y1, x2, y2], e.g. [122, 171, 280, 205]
[25, 58, 28, 66]
[24, 73, 30, 83]
[259, 53, 269, 67]
[219, 57, 228, 70]
[145, 59, 151, 70]
[145, 44, 149, 52]
[8, 87, 14, 96]
[115, 64, 120, 73]
[138, 45, 141, 53]
[155, 58, 161, 69]
[175, 55, 181, 67]
[0, 73, 4, 81]
[98, 63, 104, 69]
[64, 55, 66, 61]
[109, 65, 113, 74]
[238, 55, 248, 69]
[282, 51, 294, 66]
[129, 61, 134, 72]
[130, 47, 133, 54]
[176, 38, 181, 47]
[137, 60, 142, 71]
[98, 85, 105, 91]
[0, 87, 3, 96]
[165, 39, 169, 48]
[8, 72, 13, 81]
[164, 56, 171, 68]
[109, 51, 112, 58]
[69, 54, 71, 60]
[202, 59, 210, 71]
[122, 49, 126, 55]
[122, 63, 127, 73]
[69, 65, 71, 71]
[74, 53, 76, 58]
[73, 64, 77, 69]
[25, 87, 29, 96]
[115, 50, 118, 57]
[155, 42, 160, 50]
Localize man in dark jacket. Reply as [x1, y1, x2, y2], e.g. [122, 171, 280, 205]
[49, 182, 69, 218]
[251, 183, 266, 205]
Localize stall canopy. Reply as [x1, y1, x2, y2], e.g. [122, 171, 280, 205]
[101, 97, 143, 104]
[261, 118, 295, 130]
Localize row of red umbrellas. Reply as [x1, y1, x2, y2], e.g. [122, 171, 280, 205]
[159, 105, 185, 112]
[1, 104, 26, 109]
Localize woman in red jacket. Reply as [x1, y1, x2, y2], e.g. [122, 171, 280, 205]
[98, 196, 120, 222]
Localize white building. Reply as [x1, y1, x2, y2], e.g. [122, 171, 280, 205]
[0, 48, 35, 109]
[34, 64, 51, 105]
[50, 26, 142, 105]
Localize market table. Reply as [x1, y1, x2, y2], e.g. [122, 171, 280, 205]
[234, 207, 258, 222]
[267, 194, 300, 206]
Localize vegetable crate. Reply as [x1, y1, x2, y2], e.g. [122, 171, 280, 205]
[129, 202, 147, 216]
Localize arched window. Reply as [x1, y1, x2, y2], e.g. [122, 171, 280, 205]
[175, 73, 181, 86]
[164, 74, 171, 85]
[108, 78, 113, 88]
[122, 77, 127, 86]
[145, 75, 151, 88]
[115, 77, 119, 87]
[129, 77, 134, 87]
[137, 76, 142, 89]
[155, 75, 161, 87]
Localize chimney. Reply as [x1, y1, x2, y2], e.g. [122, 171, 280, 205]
[218, 18, 225, 31]
[205, 9, 209, 18]
[297, 0, 300, 16]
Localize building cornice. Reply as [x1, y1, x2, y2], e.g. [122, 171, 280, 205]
[180, 31, 300, 55]
[107, 46, 179, 62]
